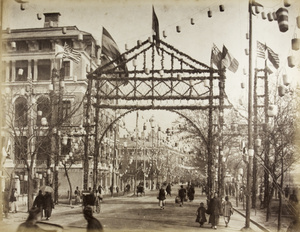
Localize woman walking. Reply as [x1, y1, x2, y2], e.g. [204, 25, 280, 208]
[207, 192, 222, 229]
[43, 192, 54, 220]
[158, 187, 166, 209]
[195, 202, 207, 227]
[222, 196, 233, 227]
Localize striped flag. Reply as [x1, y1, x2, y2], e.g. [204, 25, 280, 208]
[257, 41, 267, 59]
[211, 43, 222, 69]
[257, 41, 279, 69]
[221, 45, 239, 73]
[62, 43, 81, 63]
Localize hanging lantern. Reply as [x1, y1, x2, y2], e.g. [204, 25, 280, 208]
[287, 55, 295, 68]
[20, 3, 25, 11]
[261, 12, 267, 20]
[37, 13, 42, 20]
[282, 74, 290, 86]
[132, 59, 137, 67]
[267, 105, 278, 117]
[292, 37, 300, 51]
[204, 79, 210, 88]
[267, 12, 273, 21]
[7, 27, 11, 34]
[219, 5, 225, 12]
[159, 70, 164, 77]
[284, 0, 291, 7]
[276, 8, 289, 33]
[37, 110, 42, 116]
[241, 81, 245, 88]
[272, 12, 278, 21]
[245, 48, 249, 55]
[145, 68, 150, 75]
[62, 27, 67, 34]
[176, 26, 181, 33]
[190, 18, 195, 25]
[41, 117, 48, 126]
[11, 41, 16, 49]
[297, 16, 300, 29]
[246, 33, 249, 40]
[18, 68, 24, 76]
[278, 85, 286, 97]
[163, 30, 167, 38]
[255, 138, 262, 147]
[137, 40, 142, 46]
[125, 43, 128, 50]
[78, 33, 83, 41]
[208, 10, 212, 18]
[255, 6, 260, 14]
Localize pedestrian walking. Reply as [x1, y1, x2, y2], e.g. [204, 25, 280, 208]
[83, 205, 104, 232]
[16, 207, 45, 232]
[166, 183, 172, 196]
[43, 192, 54, 220]
[188, 184, 195, 202]
[33, 190, 44, 219]
[178, 185, 187, 207]
[157, 187, 166, 209]
[207, 192, 222, 229]
[195, 202, 207, 227]
[285, 185, 290, 198]
[3, 188, 9, 218]
[74, 186, 81, 205]
[10, 188, 18, 213]
[222, 196, 233, 227]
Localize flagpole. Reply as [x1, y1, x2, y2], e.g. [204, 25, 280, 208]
[245, 0, 254, 229]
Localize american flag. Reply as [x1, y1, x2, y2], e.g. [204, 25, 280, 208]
[267, 46, 279, 69]
[257, 41, 267, 59]
[63, 43, 81, 63]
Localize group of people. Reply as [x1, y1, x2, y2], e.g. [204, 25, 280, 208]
[32, 190, 54, 220]
[196, 192, 233, 229]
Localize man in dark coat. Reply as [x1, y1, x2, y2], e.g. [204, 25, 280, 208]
[208, 192, 222, 229]
[83, 205, 104, 232]
[33, 190, 44, 219]
[166, 183, 172, 196]
[43, 192, 54, 220]
[178, 185, 187, 207]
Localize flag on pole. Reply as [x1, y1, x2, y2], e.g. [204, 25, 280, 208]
[55, 44, 64, 58]
[211, 43, 222, 69]
[221, 45, 239, 73]
[62, 43, 81, 63]
[257, 41, 279, 69]
[152, 6, 160, 52]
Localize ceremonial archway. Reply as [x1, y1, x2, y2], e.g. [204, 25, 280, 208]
[85, 38, 230, 196]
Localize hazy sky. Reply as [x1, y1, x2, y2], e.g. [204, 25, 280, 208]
[2, 0, 300, 131]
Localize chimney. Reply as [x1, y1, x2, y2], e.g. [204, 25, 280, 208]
[44, 12, 61, 28]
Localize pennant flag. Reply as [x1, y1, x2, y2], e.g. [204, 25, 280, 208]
[211, 43, 222, 69]
[221, 45, 239, 73]
[62, 43, 81, 63]
[152, 6, 160, 51]
[257, 41, 279, 69]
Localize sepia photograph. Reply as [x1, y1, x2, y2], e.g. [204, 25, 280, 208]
[0, 0, 300, 231]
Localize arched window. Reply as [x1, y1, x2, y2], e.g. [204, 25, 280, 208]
[36, 96, 51, 126]
[14, 97, 28, 127]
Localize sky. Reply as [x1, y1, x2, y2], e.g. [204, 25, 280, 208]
[2, 0, 300, 132]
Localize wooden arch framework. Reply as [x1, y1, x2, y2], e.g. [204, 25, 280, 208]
[84, 38, 229, 195]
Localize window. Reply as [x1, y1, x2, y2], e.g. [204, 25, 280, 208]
[37, 59, 51, 81]
[15, 97, 28, 127]
[14, 136, 27, 161]
[16, 41, 28, 51]
[62, 100, 71, 124]
[36, 136, 51, 161]
[63, 61, 70, 77]
[36, 96, 51, 126]
[15, 60, 28, 81]
[38, 40, 52, 51]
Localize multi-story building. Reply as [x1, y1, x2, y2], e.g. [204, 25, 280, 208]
[1, 12, 118, 198]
